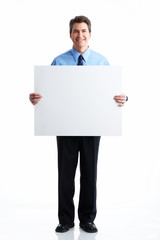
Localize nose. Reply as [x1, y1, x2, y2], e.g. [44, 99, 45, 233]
[78, 31, 83, 38]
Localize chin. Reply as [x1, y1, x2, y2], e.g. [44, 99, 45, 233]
[77, 43, 85, 48]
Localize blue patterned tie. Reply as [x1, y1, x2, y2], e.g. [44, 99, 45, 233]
[77, 55, 83, 65]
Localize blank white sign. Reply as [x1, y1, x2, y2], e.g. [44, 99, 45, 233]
[34, 66, 122, 136]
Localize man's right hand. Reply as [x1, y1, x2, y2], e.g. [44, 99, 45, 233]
[29, 93, 42, 105]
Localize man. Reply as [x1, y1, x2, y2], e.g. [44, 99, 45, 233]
[30, 16, 128, 233]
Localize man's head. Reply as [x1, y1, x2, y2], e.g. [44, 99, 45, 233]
[69, 16, 91, 53]
[69, 16, 91, 34]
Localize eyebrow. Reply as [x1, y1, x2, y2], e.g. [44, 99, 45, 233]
[73, 29, 87, 32]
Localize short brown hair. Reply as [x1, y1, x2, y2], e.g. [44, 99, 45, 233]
[69, 16, 91, 34]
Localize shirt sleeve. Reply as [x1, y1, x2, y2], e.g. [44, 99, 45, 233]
[102, 56, 109, 65]
[104, 59, 109, 65]
[51, 58, 57, 65]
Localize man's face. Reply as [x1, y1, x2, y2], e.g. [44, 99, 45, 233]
[70, 22, 91, 53]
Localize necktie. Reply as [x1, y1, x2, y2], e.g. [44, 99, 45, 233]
[77, 55, 83, 65]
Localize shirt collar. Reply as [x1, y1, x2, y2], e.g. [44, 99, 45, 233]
[71, 46, 90, 63]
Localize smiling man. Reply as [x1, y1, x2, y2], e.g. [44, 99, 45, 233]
[30, 16, 128, 233]
[70, 22, 91, 53]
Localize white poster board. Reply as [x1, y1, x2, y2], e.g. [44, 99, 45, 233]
[34, 66, 122, 136]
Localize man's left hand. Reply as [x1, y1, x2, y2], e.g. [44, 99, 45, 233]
[114, 94, 127, 107]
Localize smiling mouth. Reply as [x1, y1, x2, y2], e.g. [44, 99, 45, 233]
[76, 38, 84, 40]
[76, 39, 85, 43]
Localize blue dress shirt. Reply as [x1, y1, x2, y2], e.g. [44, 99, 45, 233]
[51, 47, 109, 66]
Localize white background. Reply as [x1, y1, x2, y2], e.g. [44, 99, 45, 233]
[0, 0, 160, 239]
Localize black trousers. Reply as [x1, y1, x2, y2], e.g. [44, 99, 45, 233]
[56, 136, 101, 224]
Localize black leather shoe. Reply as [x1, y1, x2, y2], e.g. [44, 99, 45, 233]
[55, 223, 74, 233]
[80, 222, 98, 233]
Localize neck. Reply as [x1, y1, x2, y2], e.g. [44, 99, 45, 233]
[73, 45, 88, 54]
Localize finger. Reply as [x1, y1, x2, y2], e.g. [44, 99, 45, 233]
[114, 94, 126, 99]
[114, 96, 126, 100]
[30, 96, 42, 100]
[32, 101, 39, 105]
[30, 93, 42, 98]
[30, 98, 41, 104]
[118, 102, 125, 107]
[32, 98, 41, 103]
[114, 99, 126, 103]
[32, 102, 37, 105]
